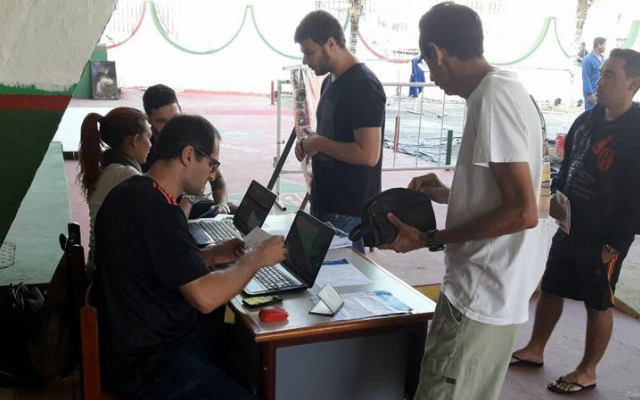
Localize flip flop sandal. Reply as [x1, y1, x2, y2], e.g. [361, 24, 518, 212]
[547, 376, 596, 394]
[510, 354, 544, 367]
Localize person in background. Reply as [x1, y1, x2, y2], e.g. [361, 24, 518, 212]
[583, 37, 606, 110]
[577, 42, 588, 66]
[77, 107, 151, 271]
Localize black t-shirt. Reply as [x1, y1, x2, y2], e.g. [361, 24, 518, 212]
[312, 63, 386, 216]
[94, 175, 210, 383]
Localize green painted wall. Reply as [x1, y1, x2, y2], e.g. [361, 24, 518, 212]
[2, 142, 71, 285]
[73, 44, 108, 99]
[0, 107, 68, 244]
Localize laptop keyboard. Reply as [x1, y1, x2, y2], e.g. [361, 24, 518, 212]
[255, 266, 296, 290]
[196, 220, 240, 243]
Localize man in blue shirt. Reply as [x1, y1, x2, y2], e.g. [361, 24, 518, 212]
[583, 37, 606, 110]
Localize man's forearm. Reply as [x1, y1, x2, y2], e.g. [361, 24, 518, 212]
[314, 136, 379, 166]
[210, 173, 228, 204]
[435, 203, 538, 245]
[183, 253, 263, 313]
[213, 189, 228, 205]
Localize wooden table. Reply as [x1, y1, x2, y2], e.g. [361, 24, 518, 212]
[229, 220, 436, 400]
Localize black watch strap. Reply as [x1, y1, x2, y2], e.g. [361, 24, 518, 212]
[426, 229, 445, 252]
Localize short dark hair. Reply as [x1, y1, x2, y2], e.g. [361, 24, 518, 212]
[419, 2, 484, 60]
[593, 37, 606, 49]
[142, 84, 179, 115]
[294, 10, 346, 47]
[154, 115, 221, 162]
[609, 48, 640, 79]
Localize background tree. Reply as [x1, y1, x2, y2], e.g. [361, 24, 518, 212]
[574, 0, 598, 52]
[348, 0, 363, 54]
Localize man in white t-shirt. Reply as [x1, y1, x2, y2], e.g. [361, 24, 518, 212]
[381, 3, 544, 399]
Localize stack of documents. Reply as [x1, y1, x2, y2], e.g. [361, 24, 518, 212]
[312, 290, 412, 321]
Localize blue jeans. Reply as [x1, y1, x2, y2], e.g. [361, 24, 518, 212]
[311, 208, 365, 254]
[107, 336, 259, 400]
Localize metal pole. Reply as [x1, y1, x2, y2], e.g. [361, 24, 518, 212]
[275, 80, 282, 201]
[414, 89, 425, 168]
[437, 92, 446, 165]
[270, 81, 275, 105]
[445, 129, 453, 166]
[393, 91, 403, 168]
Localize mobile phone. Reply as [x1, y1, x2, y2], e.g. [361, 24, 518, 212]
[243, 295, 282, 308]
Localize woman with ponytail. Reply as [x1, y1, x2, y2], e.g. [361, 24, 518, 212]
[77, 107, 151, 268]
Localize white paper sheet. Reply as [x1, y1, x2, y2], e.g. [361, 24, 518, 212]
[315, 259, 372, 288]
[319, 292, 408, 321]
[243, 227, 272, 249]
[554, 190, 571, 234]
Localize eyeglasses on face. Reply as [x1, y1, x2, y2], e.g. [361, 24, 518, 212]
[193, 147, 220, 172]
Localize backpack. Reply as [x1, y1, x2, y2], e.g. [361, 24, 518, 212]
[0, 227, 86, 387]
[349, 188, 437, 247]
[28, 232, 86, 382]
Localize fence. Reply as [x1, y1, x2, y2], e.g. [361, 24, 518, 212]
[272, 80, 461, 200]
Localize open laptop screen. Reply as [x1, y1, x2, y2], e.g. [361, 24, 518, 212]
[284, 212, 334, 286]
[233, 181, 276, 235]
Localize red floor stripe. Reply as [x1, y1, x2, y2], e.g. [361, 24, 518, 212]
[0, 94, 71, 111]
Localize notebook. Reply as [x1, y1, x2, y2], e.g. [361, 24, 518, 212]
[244, 210, 334, 296]
[188, 180, 276, 246]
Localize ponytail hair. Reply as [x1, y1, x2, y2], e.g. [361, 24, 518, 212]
[77, 107, 147, 198]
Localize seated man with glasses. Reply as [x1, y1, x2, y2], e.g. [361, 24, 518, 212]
[94, 114, 287, 399]
[182, 147, 223, 217]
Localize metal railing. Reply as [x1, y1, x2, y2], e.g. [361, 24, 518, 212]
[273, 80, 461, 199]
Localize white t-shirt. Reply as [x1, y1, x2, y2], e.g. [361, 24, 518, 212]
[88, 164, 140, 264]
[442, 70, 545, 326]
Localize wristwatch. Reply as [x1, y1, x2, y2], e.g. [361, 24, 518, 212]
[426, 229, 445, 252]
[603, 244, 619, 255]
[182, 194, 196, 204]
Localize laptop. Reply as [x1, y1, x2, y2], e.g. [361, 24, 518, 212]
[189, 180, 276, 246]
[244, 210, 335, 296]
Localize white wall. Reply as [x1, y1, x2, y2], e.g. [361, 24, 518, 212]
[0, 0, 117, 90]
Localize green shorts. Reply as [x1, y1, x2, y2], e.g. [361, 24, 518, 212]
[413, 293, 519, 400]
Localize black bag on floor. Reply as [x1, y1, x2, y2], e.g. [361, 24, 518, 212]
[349, 188, 437, 247]
[0, 283, 45, 387]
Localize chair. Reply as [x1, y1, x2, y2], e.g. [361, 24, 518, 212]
[64, 224, 120, 400]
[80, 301, 120, 400]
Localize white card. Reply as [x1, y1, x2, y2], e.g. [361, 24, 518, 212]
[243, 227, 272, 249]
[310, 285, 344, 316]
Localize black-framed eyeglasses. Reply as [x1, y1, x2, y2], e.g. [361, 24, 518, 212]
[193, 147, 220, 173]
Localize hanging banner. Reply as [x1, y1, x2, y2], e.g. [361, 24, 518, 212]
[288, 65, 323, 192]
